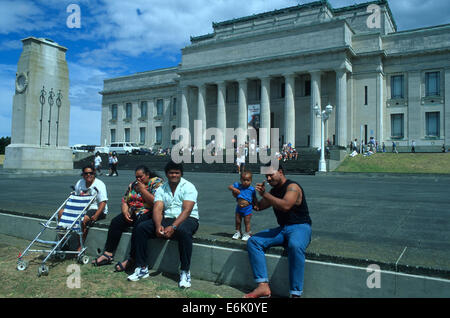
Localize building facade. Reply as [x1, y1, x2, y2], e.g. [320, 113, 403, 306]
[100, 0, 450, 151]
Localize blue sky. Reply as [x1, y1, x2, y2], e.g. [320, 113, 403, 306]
[0, 0, 449, 146]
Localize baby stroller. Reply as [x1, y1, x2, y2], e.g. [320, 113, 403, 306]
[16, 187, 98, 276]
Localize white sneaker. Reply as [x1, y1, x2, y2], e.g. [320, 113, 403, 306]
[241, 232, 251, 241]
[127, 267, 149, 281]
[179, 270, 191, 288]
[232, 231, 241, 240]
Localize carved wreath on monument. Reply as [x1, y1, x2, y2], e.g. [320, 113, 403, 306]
[15, 72, 28, 93]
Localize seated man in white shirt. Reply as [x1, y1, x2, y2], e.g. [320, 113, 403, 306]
[127, 160, 199, 288]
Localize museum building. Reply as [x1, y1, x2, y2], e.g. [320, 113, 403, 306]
[99, 0, 450, 151]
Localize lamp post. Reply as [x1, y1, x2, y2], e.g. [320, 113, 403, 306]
[314, 104, 333, 172]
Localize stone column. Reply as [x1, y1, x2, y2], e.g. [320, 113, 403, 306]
[180, 86, 190, 146]
[376, 65, 384, 144]
[237, 79, 248, 145]
[162, 97, 171, 147]
[445, 68, 450, 147]
[260, 77, 271, 149]
[310, 71, 322, 148]
[284, 73, 296, 147]
[336, 69, 348, 147]
[196, 84, 207, 149]
[180, 86, 189, 130]
[216, 81, 227, 148]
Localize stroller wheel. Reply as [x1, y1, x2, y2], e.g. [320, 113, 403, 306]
[79, 255, 90, 265]
[56, 253, 66, 260]
[37, 264, 49, 277]
[17, 260, 28, 271]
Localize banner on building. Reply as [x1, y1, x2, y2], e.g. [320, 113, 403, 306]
[248, 104, 260, 129]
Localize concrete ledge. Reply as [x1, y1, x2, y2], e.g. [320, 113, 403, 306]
[1, 212, 449, 297]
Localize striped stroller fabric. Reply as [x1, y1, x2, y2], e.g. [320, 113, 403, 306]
[58, 194, 95, 230]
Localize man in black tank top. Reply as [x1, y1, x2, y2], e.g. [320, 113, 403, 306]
[244, 164, 312, 298]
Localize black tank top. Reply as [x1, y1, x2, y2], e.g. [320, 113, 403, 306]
[269, 179, 312, 226]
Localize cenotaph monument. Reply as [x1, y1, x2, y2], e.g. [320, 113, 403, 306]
[3, 37, 73, 170]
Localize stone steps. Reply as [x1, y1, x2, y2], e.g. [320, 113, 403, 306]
[74, 152, 322, 174]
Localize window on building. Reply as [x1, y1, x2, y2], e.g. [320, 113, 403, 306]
[156, 126, 162, 144]
[172, 97, 177, 116]
[425, 71, 440, 96]
[391, 75, 404, 99]
[124, 128, 130, 142]
[139, 127, 146, 144]
[172, 125, 177, 144]
[140, 101, 147, 118]
[304, 80, 311, 96]
[390, 114, 404, 138]
[156, 99, 164, 116]
[426, 112, 440, 137]
[364, 86, 368, 105]
[111, 104, 118, 120]
[280, 82, 285, 98]
[125, 103, 132, 119]
[110, 129, 116, 143]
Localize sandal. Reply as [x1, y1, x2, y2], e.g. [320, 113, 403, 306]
[92, 253, 113, 266]
[114, 259, 133, 272]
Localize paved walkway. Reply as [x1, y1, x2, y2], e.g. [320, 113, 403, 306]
[1, 168, 449, 277]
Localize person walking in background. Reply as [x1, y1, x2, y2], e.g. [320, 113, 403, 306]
[411, 140, 416, 153]
[111, 151, 119, 176]
[94, 152, 103, 176]
[107, 152, 114, 176]
[392, 141, 398, 154]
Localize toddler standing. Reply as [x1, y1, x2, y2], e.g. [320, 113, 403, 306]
[228, 171, 258, 241]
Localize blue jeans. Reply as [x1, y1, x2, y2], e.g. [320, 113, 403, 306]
[246, 223, 311, 296]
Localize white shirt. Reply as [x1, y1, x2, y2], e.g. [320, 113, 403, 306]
[74, 178, 109, 214]
[154, 177, 199, 219]
[95, 156, 102, 167]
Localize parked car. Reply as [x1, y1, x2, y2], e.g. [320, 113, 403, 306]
[95, 146, 110, 154]
[108, 142, 140, 155]
[71, 144, 89, 154]
[133, 147, 153, 155]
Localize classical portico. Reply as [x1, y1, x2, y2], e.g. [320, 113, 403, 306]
[177, 63, 351, 149]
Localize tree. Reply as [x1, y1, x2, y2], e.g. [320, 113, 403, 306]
[0, 137, 11, 154]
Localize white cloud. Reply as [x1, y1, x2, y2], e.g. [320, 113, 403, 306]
[80, 0, 298, 58]
[0, 0, 57, 34]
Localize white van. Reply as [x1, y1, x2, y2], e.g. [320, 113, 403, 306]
[108, 142, 140, 155]
[95, 146, 110, 154]
[71, 144, 89, 154]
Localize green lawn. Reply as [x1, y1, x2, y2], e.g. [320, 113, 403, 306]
[334, 152, 450, 174]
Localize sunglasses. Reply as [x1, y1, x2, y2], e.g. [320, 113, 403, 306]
[83, 171, 95, 176]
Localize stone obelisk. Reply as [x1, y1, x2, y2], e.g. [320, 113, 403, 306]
[4, 37, 73, 171]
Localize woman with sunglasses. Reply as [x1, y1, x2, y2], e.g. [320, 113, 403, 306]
[92, 165, 163, 270]
[58, 165, 109, 250]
